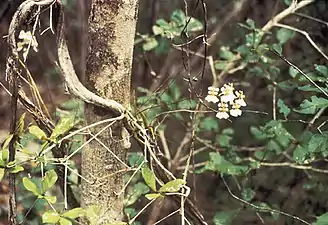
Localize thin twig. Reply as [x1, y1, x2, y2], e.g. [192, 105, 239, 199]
[274, 23, 328, 61]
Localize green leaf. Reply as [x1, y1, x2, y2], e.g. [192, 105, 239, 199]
[200, 117, 219, 132]
[152, 25, 164, 36]
[277, 99, 290, 117]
[159, 179, 186, 193]
[145, 193, 163, 200]
[246, 18, 255, 29]
[41, 169, 58, 193]
[313, 212, 328, 225]
[59, 218, 72, 225]
[213, 210, 239, 225]
[127, 152, 144, 167]
[289, 66, 299, 78]
[187, 17, 203, 32]
[124, 182, 150, 206]
[242, 188, 256, 201]
[0, 168, 5, 181]
[298, 84, 328, 93]
[142, 37, 158, 51]
[156, 19, 171, 30]
[217, 134, 232, 147]
[23, 177, 41, 196]
[8, 165, 24, 174]
[171, 9, 186, 26]
[50, 116, 75, 140]
[42, 211, 60, 224]
[43, 195, 57, 204]
[28, 125, 47, 140]
[142, 166, 157, 191]
[219, 47, 235, 60]
[308, 133, 328, 154]
[283, 0, 292, 6]
[177, 99, 197, 109]
[276, 28, 294, 44]
[263, 121, 294, 147]
[215, 60, 229, 70]
[271, 44, 282, 55]
[293, 145, 309, 163]
[295, 96, 328, 115]
[314, 64, 328, 77]
[199, 152, 248, 175]
[1, 149, 9, 163]
[238, 18, 255, 30]
[222, 128, 234, 135]
[62, 208, 85, 219]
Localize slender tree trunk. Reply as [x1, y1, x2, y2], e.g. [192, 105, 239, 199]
[81, 0, 139, 223]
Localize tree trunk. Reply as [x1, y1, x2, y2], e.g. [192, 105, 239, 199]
[81, 0, 139, 223]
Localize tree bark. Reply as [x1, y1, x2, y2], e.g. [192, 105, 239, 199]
[81, 0, 139, 223]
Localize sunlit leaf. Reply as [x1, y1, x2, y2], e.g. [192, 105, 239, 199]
[85, 205, 101, 225]
[28, 125, 47, 140]
[43, 195, 57, 204]
[145, 193, 163, 200]
[59, 217, 72, 225]
[159, 179, 185, 193]
[1, 149, 9, 163]
[41, 169, 58, 193]
[170, 9, 186, 25]
[0, 168, 5, 181]
[142, 166, 157, 191]
[187, 17, 203, 32]
[142, 37, 158, 51]
[8, 165, 24, 174]
[23, 177, 41, 196]
[42, 211, 60, 223]
[50, 116, 76, 140]
[62, 208, 85, 219]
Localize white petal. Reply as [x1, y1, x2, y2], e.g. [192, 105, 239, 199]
[235, 98, 246, 106]
[205, 95, 219, 103]
[221, 93, 236, 103]
[208, 86, 220, 92]
[216, 112, 229, 119]
[230, 109, 242, 117]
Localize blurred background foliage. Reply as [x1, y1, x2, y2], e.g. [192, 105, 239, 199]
[0, 0, 328, 224]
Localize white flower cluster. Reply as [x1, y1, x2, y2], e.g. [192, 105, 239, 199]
[205, 83, 246, 119]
